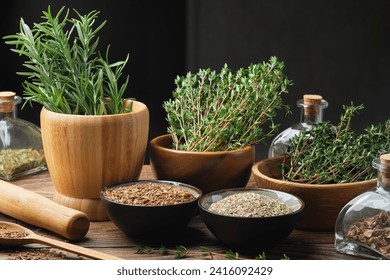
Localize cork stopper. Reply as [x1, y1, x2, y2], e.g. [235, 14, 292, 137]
[303, 94, 323, 116]
[303, 94, 323, 105]
[380, 154, 390, 166]
[380, 154, 390, 181]
[0, 91, 16, 113]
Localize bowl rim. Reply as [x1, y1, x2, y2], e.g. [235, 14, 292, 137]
[252, 157, 377, 189]
[149, 134, 254, 155]
[41, 100, 148, 118]
[198, 187, 305, 219]
[101, 179, 202, 208]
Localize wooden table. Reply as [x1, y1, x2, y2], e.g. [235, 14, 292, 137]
[0, 166, 361, 260]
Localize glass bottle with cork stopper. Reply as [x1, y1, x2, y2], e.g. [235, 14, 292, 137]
[335, 154, 390, 259]
[268, 94, 328, 158]
[0, 91, 46, 180]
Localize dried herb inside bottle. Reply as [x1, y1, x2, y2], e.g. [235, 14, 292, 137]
[0, 148, 46, 180]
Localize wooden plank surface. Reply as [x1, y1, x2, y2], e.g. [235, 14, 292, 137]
[0, 166, 360, 260]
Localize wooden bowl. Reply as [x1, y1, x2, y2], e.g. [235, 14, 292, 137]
[251, 157, 377, 230]
[149, 134, 255, 194]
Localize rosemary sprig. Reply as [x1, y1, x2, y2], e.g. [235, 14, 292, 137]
[3, 6, 131, 115]
[164, 57, 291, 152]
[283, 104, 390, 184]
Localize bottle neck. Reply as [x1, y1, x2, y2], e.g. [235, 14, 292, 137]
[0, 111, 17, 120]
[0, 94, 21, 120]
[377, 170, 390, 191]
[297, 98, 328, 125]
[300, 109, 324, 124]
[373, 157, 390, 192]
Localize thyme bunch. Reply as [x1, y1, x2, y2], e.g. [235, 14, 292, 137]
[283, 104, 390, 184]
[164, 57, 291, 151]
[4, 6, 130, 115]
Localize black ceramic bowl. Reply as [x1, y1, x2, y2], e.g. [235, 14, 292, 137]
[198, 188, 304, 251]
[101, 180, 202, 237]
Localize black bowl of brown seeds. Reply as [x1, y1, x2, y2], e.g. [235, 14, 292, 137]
[101, 180, 202, 237]
[198, 188, 304, 250]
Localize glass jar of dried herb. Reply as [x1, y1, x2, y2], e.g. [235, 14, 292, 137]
[268, 94, 329, 158]
[335, 154, 390, 260]
[0, 91, 46, 180]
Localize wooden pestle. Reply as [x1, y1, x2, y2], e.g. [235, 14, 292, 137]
[0, 179, 89, 240]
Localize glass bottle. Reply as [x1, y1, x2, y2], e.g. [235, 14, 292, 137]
[0, 91, 46, 180]
[268, 94, 328, 158]
[335, 154, 390, 259]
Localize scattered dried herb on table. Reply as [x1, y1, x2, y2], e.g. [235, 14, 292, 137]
[102, 182, 196, 206]
[0, 148, 45, 179]
[7, 248, 82, 260]
[208, 192, 293, 217]
[346, 211, 390, 258]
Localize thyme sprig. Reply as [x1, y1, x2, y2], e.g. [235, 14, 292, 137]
[164, 57, 291, 151]
[4, 6, 130, 115]
[134, 245, 288, 260]
[283, 104, 390, 184]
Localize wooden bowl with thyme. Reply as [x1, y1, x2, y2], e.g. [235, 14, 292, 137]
[100, 180, 202, 237]
[251, 157, 377, 230]
[198, 188, 304, 250]
[149, 134, 255, 194]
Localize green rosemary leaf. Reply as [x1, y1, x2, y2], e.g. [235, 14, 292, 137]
[3, 5, 130, 115]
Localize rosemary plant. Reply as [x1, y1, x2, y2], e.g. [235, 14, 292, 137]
[4, 6, 130, 115]
[282, 104, 390, 184]
[164, 57, 291, 152]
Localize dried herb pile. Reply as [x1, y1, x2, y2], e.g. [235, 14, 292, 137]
[0, 224, 29, 238]
[282, 105, 390, 184]
[7, 248, 82, 260]
[208, 192, 293, 217]
[103, 182, 196, 206]
[164, 57, 291, 152]
[346, 211, 390, 259]
[0, 230, 28, 239]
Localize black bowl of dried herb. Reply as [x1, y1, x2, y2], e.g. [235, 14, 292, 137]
[101, 180, 202, 237]
[198, 188, 304, 251]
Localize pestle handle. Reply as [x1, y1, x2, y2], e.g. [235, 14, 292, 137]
[0, 179, 89, 240]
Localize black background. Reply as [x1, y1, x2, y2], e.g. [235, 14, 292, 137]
[1, 0, 389, 160]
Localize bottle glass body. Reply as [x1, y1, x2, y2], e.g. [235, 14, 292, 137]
[0, 94, 46, 180]
[335, 158, 390, 259]
[268, 98, 328, 158]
